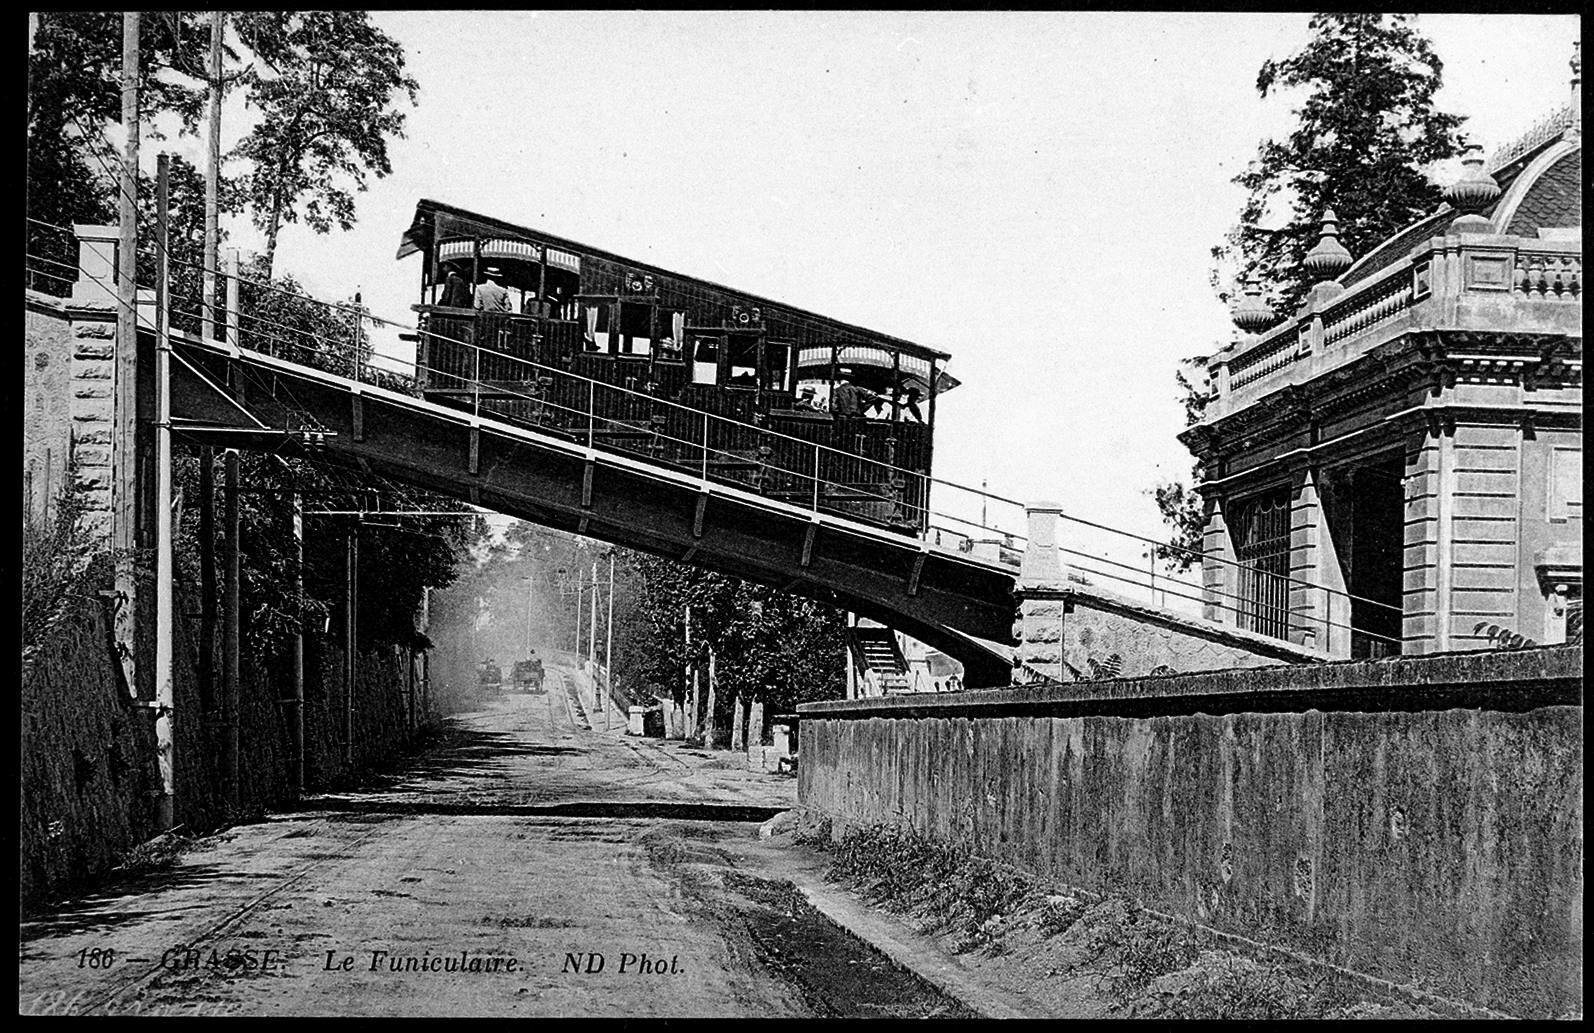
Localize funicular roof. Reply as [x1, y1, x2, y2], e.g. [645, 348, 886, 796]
[397, 198, 954, 366]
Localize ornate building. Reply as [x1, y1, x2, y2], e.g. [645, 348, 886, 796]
[1182, 62, 1582, 659]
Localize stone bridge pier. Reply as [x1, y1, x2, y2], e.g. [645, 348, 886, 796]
[1013, 503, 1329, 683]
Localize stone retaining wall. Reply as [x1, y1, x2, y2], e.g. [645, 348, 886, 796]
[798, 647, 1583, 1018]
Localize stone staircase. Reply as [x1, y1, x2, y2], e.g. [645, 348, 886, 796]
[849, 625, 911, 694]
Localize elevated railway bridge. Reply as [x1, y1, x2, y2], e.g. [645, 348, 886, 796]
[35, 201, 1361, 699]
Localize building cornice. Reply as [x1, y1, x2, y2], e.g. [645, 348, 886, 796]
[1181, 329, 1582, 461]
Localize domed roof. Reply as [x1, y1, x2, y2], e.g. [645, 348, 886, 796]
[1340, 110, 1580, 289]
[1503, 148, 1581, 237]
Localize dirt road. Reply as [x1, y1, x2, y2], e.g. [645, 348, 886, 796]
[18, 662, 969, 1018]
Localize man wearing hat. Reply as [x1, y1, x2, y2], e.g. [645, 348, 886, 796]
[474, 266, 511, 312]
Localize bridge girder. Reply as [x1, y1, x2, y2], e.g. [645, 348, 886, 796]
[169, 340, 1019, 687]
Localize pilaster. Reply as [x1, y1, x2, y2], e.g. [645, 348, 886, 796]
[1201, 495, 1234, 625]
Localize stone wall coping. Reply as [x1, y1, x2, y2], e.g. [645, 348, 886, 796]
[26, 288, 117, 319]
[1019, 583, 1334, 663]
[797, 644, 1582, 720]
[26, 289, 69, 315]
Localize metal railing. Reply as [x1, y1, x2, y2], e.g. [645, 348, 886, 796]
[28, 220, 1408, 654]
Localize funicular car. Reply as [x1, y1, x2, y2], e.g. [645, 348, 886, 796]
[395, 200, 961, 536]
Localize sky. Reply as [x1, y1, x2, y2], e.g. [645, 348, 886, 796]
[142, 11, 1579, 572]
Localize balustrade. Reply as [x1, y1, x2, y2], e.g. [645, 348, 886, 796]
[1217, 236, 1580, 406]
[1515, 252, 1582, 301]
[1321, 266, 1412, 348]
[1227, 326, 1301, 391]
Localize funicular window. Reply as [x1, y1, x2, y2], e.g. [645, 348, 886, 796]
[1232, 487, 1291, 639]
[726, 334, 759, 388]
[618, 302, 652, 357]
[657, 310, 686, 361]
[581, 302, 612, 352]
[691, 335, 720, 384]
[764, 340, 792, 393]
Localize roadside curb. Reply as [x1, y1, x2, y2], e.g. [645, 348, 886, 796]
[769, 850, 1040, 1019]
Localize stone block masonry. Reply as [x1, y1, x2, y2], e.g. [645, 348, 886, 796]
[798, 646, 1582, 1019]
[25, 289, 120, 540]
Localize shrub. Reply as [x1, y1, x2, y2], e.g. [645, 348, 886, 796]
[22, 470, 112, 676]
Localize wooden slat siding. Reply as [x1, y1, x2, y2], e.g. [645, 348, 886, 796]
[422, 308, 928, 446]
[1402, 429, 1443, 652]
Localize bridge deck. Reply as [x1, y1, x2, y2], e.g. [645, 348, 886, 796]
[167, 328, 1021, 685]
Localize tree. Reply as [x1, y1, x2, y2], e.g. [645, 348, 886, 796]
[230, 12, 418, 276]
[612, 556, 847, 717]
[1211, 14, 1467, 314]
[1150, 356, 1216, 572]
[1160, 14, 1468, 568]
[26, 11, 206, 294]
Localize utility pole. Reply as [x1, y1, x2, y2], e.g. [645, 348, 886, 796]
[603, 552, 615, 731]
[198, 447, 215, 709]
[223, 449, 240, 810]
[588, 560, 599, 716]
[524, 575, 535, 657]
[114, 12, 141, 701]
[223, 253, 243, 805]
[345, 526, 359, 768]
[202, 11, 222, 341]
[289, 484, 305, 793]
[588, 560, 599, 671]
[153, 153, 175, 830]
[574, 578, 583, 661]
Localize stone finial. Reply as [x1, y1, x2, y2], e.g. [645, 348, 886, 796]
[1571, 41, 1582, 136]
[1230, 272, 1274, 334]
[1444, 145, 1501, 234]
[1444, 145, 1502, 213]
[1302, 209, 1353, 283]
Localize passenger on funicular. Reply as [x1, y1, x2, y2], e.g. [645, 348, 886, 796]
[897, 385, 925, 423]
[831, 379, 881, 420]
[474, 267, 511, 312]
[441, 268, 471, 308]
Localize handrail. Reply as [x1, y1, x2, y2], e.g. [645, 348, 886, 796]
[211, 291, 1407, 620]
[166, 268, 1405, 618]
[41, 223, 1415, 652]
[171, 295, 951, 533]
[167, 257, 1031, 542]
[172, 252, 993, 502]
